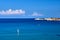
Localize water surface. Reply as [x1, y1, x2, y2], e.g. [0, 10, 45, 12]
[0, 18, 60, 40]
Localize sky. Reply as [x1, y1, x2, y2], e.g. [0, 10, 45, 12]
[0, 0, 60, 18]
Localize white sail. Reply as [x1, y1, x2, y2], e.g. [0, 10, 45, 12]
[17, 28, 19, 36]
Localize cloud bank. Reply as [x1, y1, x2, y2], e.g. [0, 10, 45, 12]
[32, 12, 43, 16]
[0, 9, 25, 15]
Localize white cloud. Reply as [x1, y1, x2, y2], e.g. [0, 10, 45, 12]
[32, 12, 43, 16]
[0, 9, 25, 15]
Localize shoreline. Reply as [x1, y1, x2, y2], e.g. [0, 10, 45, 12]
[35, 18, 60, 21]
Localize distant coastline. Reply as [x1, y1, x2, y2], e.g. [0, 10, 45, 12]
[35, 18, 60, 21]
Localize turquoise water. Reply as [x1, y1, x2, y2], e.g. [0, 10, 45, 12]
[0, 19, 60, 40]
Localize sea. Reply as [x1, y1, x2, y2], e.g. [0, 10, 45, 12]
[0, 18, 60, 40]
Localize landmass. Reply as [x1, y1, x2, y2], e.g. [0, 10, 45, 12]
[35, 18, 60, 21]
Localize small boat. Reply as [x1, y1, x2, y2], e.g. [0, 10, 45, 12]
[17, 28, 19, 36]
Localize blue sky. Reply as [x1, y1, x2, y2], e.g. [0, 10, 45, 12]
[0, 0, 60, 18]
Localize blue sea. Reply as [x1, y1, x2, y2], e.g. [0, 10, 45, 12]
[0, 18, 60, 40]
